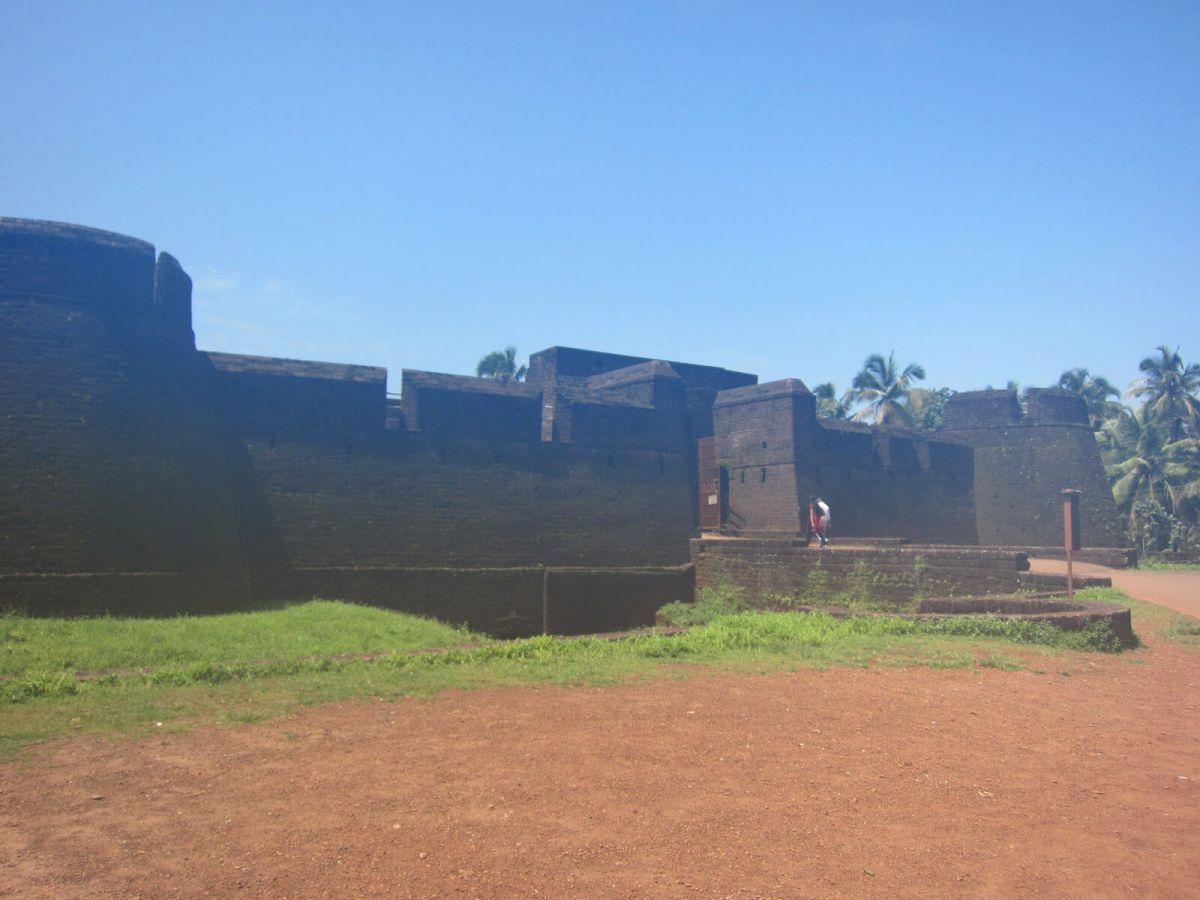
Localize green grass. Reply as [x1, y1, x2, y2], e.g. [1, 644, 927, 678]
[0, 600, 475, 677]
[0, 592, 1141, 757]
[663, 585, 1127, 651]
[1093, 588, 1200, 651]
[1136, 557, 1200, 571]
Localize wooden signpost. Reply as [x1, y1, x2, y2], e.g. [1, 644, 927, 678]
[1062, 489, 1081, 599]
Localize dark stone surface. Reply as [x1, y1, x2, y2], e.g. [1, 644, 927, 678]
[207, 352, 388, 442]
[714, 380, 978, 542]
[1, 220, 701, 631]
[944, 390, 1125, 547]
[691, 540, 1029, 604]
[0, 218, 248, 610]
[529, 346, 757, 520]
[0, 218, 1132, 634]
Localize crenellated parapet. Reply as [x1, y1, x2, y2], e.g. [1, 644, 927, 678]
[943, 389, 1023, 429]
[945, 388, 1091, 430]
[206, 352, 388, 443]
[1024, 387, 1091, 425]
[0, 218, 195, 348]
[401, 369, 543, 443]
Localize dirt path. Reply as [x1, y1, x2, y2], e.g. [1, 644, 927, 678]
[1028, 559, 1200, 618]
[3, 633, 1199, 898]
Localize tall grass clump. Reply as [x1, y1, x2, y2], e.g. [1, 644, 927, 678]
[657, 582, 750, 625]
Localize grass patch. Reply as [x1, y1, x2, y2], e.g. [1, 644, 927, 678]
[1136, 556, 1200, 572]
[665, 584, 1130, 651]
[1084, 586, 1200, 650]
[0, 594, 1137, 757]
[0, 600, 475, 677]
[658, 583, 753, 625]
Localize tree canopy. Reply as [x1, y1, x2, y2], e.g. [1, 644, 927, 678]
[848, 352, 926, 427]
[476, 346, 527, 383]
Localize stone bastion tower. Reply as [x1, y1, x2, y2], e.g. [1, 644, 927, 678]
[0, 218, 249, 609]
[943, 388, 1125, 548]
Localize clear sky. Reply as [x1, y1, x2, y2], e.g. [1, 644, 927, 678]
[3, 1, 1197, 395]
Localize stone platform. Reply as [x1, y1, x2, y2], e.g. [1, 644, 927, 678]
[690, 538, 1113, 605]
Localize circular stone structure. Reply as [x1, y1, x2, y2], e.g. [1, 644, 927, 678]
[0, 218, 248, 613]
[916, 594, 1135, 647]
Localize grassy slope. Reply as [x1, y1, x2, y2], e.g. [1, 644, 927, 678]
[0, 600, 475, 676]
[0, 588, 1190, 758]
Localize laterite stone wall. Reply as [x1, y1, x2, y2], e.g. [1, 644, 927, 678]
[0, 218, 248, 612]
[945, 389, 1125, 548]
[714, 381, 978, 543]
[691, 540, 1029, 605]
[1, 217, 1131, 631]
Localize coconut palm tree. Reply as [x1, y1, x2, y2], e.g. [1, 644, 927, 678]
[1058, 367, 1123, 430]
[813, 382, 850, 420]
[475, 346, 527, 383]
[1126, 346, 1200, 437]
[849, 352, 926, 427]
[1102, 406, 1200, 528]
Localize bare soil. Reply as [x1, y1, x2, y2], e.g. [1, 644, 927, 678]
[3, 600, 1199, 896]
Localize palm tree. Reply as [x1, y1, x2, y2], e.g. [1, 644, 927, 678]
[849, 352, 926, 427]
[1102, 406, 1200, 529]
[475, 346, 527, 383]
[1126, 346, 1200, 437]
[813, 382, 850, 420]
[1058, 367, 1123, 430]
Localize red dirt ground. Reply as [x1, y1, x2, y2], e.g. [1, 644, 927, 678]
[2, 590, 1199, 897]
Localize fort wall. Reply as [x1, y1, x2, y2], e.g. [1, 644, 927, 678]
[0, 218, 247, 611]
[714, 380, 978, 543]
[528, 346, 756, 519]
[0, 218, 1131, 632]
[0, 219, 700, 629]
[944, 389, 1125, 547]
[202, 355, 696, 632]
[207, 360, 693, 572]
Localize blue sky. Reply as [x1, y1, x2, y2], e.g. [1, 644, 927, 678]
[3, 1, 1197, 395]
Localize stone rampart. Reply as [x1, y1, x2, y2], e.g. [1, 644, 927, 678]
[714, 380, 978, 542]
[0, 220, 697, 629]
[0, 218, 247, 611]
[944, 389, 1124, 547]
[0, 217, 1132, 631]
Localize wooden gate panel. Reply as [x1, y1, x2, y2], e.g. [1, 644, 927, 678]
[698, 436, 722, 532]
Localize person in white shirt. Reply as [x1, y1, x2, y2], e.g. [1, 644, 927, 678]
[809, 495, 831, 547]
